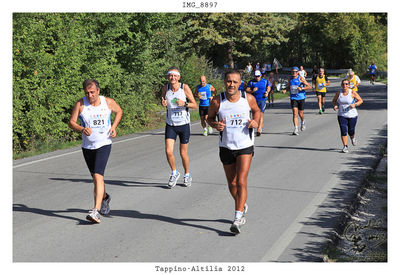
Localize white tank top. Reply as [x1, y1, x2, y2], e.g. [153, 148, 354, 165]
[79, 96, 112, 149]
[165, 83, 190, 126]
[337, 89, 358, 118]
[218, 91, 254, 150]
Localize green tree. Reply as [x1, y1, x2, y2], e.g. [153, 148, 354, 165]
[183, 13, 296, 68]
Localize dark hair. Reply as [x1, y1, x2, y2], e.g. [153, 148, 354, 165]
[83, 79, 100, 90]
[341, 79, 350, 85]
[224, 69, 242, 80]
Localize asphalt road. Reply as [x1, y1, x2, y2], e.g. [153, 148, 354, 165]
[13, 78, 387, 262]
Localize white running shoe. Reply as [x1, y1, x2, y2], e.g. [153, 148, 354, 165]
[301, 121, 306, 131]
[183, 174, 192, 187]
[292, 127, 299, 135]
[86, 208, 101, 223]
[203, 129, 208, 136]
[351, 138, 357, 146]
[342, 145, 349, 153]
[167, 171, 180, 188]
[230, 216, 246, 234]
[208, 125, 213, 134]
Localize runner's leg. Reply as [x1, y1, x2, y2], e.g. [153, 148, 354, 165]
[93, 173, 105, 210]
[165, 138, 176, 171]
[317, 95, 322, 111]
[299, 109, 305, 123]
[235, 154, 252, 212]
[180, 143, 190, 175]
[292, 107, 299, 127]
[223, 163, 238, 206]
[201, 116, 206, 129]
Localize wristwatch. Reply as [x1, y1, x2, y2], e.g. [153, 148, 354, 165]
[184, 102, 188, 108]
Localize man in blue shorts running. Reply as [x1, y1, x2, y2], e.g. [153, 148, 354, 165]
[246, 70, 270, 136]
[368, 61, 377, 85]
[69, 79, 123, 223]
[196, 75, 216, 136]
[161, 66, 198, 188]
[283, 67, 311, 135]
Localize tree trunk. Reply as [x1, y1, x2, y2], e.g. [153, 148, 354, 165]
[227, 42, 234, 69]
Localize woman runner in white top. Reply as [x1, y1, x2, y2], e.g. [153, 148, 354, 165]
[332, 79, 363, 153]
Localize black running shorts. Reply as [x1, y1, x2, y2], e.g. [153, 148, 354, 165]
[219, 146, 254, 165]
[82, 144, 112, 177]
[290, 99, 305, 110]
[199, 106, 209, 117]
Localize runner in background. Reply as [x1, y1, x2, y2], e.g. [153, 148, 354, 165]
[246, 70, 270, 136]
[346, 69, 361, 93]
[196, 75, 216, 136]
[161, 66, 198, 188]
[267, 72, 276, 108]
[311, 65, 318, 91]
[245, 62, 253, 75]
[368, 61, 377, 85]
[332, 79, 363, 153]
[314, 68, 330, 114]
[283, 67, 311, 135]
[299, 66, 307, 79]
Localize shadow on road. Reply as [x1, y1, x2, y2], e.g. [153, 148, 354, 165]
[289, 126, 387, 261]
[49, 177, 169, 189]
[256, 145, 338, 152]
[13, 204, 91, 224]
[13, 204, 235, 236]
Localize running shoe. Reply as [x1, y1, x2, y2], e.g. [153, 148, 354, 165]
[203, 129, 208, 136]
[300, 121, 306, 131]
[208, 125, 213, 134]
[86, 208, 101, 223]
[342, 145, 349, 153]
[230, 216, 246, 234]
[100, 193, 111, 215]
[319, 109, 323, 115]
[183, 173, 192, 187]
[351, 138, 357, 146]
[292, 128, 299, 135]
[167, 171, 180, 188]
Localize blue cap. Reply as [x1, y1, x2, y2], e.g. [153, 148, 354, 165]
[292, 66, 299, 71]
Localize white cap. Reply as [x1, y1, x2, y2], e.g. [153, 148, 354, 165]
[254, 70, 261, 76]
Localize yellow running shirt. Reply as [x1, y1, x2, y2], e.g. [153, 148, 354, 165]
[315, 75, 327, 93]
[347, 75, 358, 92]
